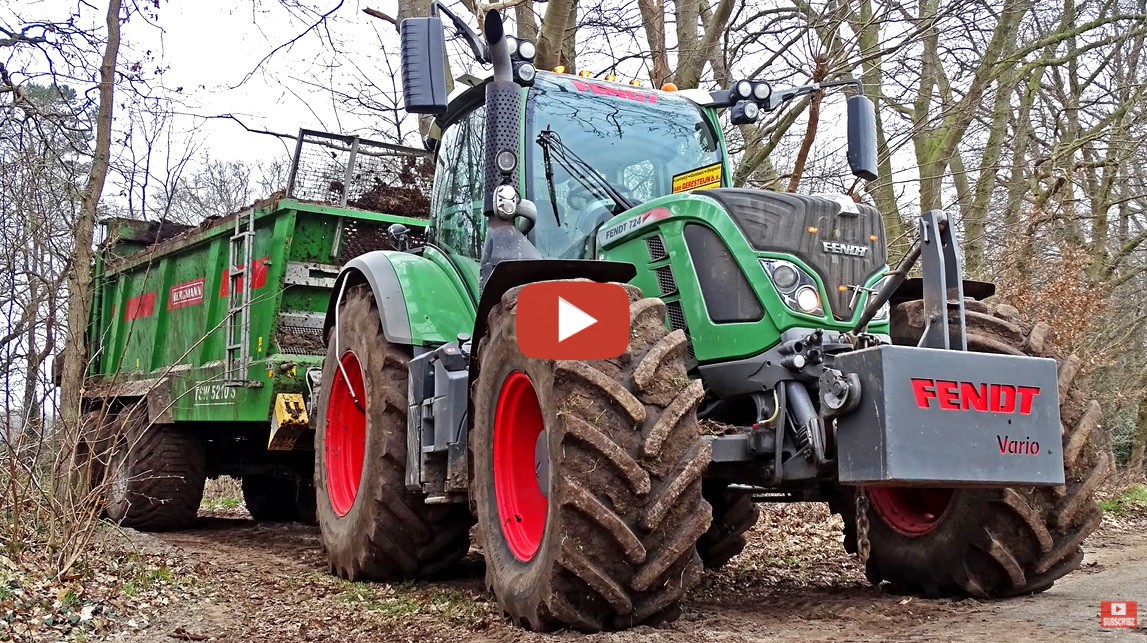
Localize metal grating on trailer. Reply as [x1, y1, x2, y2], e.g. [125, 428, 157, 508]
[334, 218, 428, 263]
[286, 129, 433, 219]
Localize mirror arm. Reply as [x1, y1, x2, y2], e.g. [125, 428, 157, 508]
[432, 0, 490, 64]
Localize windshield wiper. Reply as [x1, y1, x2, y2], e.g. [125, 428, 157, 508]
[536, 129, 638, 217]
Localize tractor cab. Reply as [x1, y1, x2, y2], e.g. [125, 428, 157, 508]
[428, 71, 727, 292]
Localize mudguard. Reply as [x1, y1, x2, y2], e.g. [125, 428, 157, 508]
[324, 250, 474, 347]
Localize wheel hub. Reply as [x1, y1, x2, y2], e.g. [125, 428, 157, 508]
[324, 351, 367, 517]
[493, 372, 548, 562]
[866, 487, 954, 537]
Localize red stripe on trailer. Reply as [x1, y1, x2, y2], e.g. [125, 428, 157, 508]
[219, 257, 270, 297]
[124, 292, 156, 321]
[168, 278, 206, 310]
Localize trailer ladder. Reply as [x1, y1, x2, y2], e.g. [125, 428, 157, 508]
[224, 208, 255, 386]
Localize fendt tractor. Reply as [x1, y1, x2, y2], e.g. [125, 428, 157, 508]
[79, 4, 1107, 633]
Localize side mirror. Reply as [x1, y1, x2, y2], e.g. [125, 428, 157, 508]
[387, 223, 410, 251]
[400, 17, 448, 115]
[846, 95, 878, 181]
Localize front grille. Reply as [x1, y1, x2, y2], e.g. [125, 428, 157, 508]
[655, 266, 677, 295]
[646, 235, 668, 262]
[666, 300, 687, 331]
[665, 301, 696, 361]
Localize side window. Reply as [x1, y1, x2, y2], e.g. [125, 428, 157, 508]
[430, 105, 486, 263]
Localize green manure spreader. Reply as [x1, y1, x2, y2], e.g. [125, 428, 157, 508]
[78, 5, 1108, 634]
[80, 130, 433, 526]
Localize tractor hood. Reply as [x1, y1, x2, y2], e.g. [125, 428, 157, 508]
[700, 189, 887, 322]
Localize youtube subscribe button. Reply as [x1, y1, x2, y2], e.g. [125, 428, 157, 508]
[516, 282, 630, 360]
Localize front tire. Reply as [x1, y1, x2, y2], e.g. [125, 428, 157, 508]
[314, 285, 472, 581]
[838, 300, 1108, 597]
[471, 283, 712, 632]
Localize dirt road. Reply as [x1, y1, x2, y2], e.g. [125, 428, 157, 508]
[106, 504, 1146, 642]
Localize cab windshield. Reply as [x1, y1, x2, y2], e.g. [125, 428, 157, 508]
[525, 75, 722, 259]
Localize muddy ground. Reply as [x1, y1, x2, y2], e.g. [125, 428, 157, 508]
[92, 497, 1147, 643]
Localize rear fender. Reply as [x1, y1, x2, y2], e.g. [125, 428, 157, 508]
[324, 251, 474, 347]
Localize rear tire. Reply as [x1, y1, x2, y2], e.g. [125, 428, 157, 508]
[315, 285, 472, 581]
[471, 283, 712, 632]
[697, 483, 759, 569]
[105, 405, 207, 531]
[836, 300, 1108, 597]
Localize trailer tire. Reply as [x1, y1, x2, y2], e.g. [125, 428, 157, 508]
[242, 475, 301, 522]
[836, 300, 1107, 598]
[698, 483, 759, 569]
[105, 405, 207, 531]
[315, 285, 472, 581]
[471, 283, 712, 632]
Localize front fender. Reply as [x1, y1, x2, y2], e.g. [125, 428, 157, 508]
[324, 251, 475, 347]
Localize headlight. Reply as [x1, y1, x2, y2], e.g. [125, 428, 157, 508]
[761, 258, 824, 317]
[795, 286, 821, 314]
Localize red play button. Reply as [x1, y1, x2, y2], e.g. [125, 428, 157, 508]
[516, 282, 630, 360]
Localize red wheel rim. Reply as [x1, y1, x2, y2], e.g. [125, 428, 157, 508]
[325, 351, 366, 517]
[867, 487, 954, 537]
[493, 372, 548, 562]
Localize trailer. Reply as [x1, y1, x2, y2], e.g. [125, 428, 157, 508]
[79, 130, 433, 528]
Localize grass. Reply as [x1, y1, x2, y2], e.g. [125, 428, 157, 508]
[1098, 485, 1147, 516]
[121, 565, 176, 598]
[200, 497, 242, 510]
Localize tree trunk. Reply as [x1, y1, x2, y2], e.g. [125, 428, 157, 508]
[1131, 372, 1147, 477]
[514, 0, 538, 42]
[535, 0, 576, 70]
[59, 0, 122, 428]
[560, 0, 577, 71]
[637, 0, 671, 85]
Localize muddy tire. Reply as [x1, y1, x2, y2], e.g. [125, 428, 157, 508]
[836, 300, 1108, 597]
[242, 476, 300, 522]
[471, 283, 712, 632]
[106, 405, 207, 531]
[315, 285, 472, 581]
[698, 483, 759, 569]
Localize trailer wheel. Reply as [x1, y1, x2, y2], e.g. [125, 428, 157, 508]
[471, 283, 712, 632]
[315, 285, 472, 581]
[836, 300, 1108, 597]
[698, 482, 760, 569]
[105, 405, 207, 531]
[242, 475, 302, 522]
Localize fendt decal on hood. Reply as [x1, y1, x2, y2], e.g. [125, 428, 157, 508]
[822, 241, 869, 257]
[911, 378, 1041, 415]
[599, 207, 672, 246]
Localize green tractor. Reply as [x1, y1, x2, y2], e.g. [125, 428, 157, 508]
[313, 6, 1105, 631]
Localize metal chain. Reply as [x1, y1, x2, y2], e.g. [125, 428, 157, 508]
[856, 490, 871, 565]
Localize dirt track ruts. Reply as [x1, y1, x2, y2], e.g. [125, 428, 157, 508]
[105, 505, 1147, 642]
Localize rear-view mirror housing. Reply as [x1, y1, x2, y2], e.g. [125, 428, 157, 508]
[846, 95, 879, 181]
[400, 17, 448, 115]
